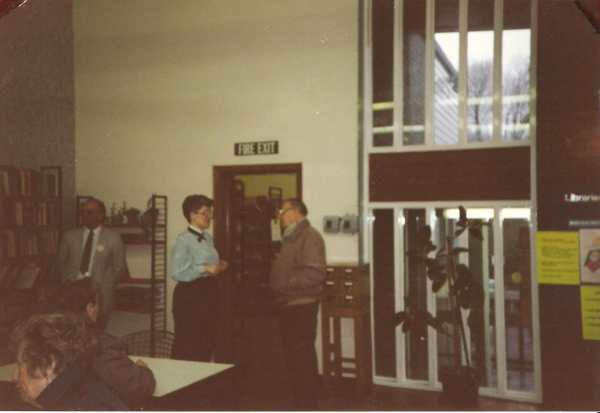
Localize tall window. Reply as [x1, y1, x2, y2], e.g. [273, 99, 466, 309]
[370, 0, 533, 150]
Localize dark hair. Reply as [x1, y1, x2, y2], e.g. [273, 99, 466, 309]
[182, 195, 213, 223]
[10, 314, 100, 378]
[56, 278, 99, 314]
[283, 198, 308, 216]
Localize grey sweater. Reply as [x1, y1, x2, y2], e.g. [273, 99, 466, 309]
[269, 219, 326, 302]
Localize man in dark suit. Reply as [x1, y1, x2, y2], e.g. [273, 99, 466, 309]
[59, 198, 126, 329]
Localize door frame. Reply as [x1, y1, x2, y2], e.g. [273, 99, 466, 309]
[212, 162, 302, 259]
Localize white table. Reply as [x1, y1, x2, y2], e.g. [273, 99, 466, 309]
[0, 357, 234, 398]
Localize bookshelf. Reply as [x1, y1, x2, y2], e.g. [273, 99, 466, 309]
[0, 165, 62, 363]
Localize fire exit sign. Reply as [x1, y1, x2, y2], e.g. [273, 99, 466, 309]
[234, 141, 278, 156]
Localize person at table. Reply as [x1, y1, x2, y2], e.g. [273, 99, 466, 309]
[55, 277, 156, 408]
[170, 194, 227, 362]
[269, 198, 326, 411]
[9, 313, 128, 410]
[59, 198, 126, 330]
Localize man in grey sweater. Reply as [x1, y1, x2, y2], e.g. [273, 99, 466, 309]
[269, 198, 326, 410]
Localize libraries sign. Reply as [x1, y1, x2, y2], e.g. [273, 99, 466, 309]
[234, 141, 278, 156]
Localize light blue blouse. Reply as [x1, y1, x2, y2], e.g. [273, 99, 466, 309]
[170, 228, 220, 282]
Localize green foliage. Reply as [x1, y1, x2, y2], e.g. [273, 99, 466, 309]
[395, 206, 487, 368]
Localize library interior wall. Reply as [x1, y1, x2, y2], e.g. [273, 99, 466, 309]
[0, 0, 76, 231]
[536, 0, 600, 409]
[72, 0, 360, 333]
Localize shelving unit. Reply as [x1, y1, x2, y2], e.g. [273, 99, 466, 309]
[0, 165, 62, 364]
[75, 194, 167, 356]
[239, 195, 274, 310]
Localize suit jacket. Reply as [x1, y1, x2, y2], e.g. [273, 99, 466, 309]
[59, 226, 126, 315]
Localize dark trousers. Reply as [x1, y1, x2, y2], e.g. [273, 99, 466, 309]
[171, 277, 218, 362]
[278, 301, 320, 411]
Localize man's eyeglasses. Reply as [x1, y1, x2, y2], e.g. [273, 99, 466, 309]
[193, 210, 213, 217]
[278, 207, 296, 216]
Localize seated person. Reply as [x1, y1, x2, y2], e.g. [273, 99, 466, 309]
[9, 313, 128, 410]
[55, 277, 156, 408]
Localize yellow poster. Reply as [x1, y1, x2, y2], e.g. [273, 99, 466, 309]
[581, 286, 600, 340]
[536, 231, 580, 285]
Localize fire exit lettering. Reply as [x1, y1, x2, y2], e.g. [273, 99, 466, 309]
[235, 141, 278, 156]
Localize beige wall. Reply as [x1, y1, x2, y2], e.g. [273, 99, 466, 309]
[73, 0, 360, 331]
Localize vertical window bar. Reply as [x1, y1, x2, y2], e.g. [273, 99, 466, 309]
[495, 206, 508, 394]
[364, 0, 374, 152]
[424, 0, 435, 146]
[396, 207, 406, 382]
[395, 0, 403, 148]
[492, 0, 504, 144]
[458, 0, 469, 145]
[481, 223, 493, 387]
[529, 0, 541, 401]
[426, 207, 437, 387]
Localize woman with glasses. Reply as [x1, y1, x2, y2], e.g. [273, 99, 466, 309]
[170, 194, 227, 361]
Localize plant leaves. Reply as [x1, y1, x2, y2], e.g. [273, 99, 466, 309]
[457, 289, 470, 309]
[432, 274, 447, 293]
[394, 311, 407, 326]
[458, 206, 467, 227]
[428, 316, 445, 333]
[456, 264, 472, 285]
[402, 317, 412, 333]
[469, 227, 483, 241]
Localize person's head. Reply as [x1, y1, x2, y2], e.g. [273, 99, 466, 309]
[81, 198, 105, 230]
[10, 314, 99, 407]
[278, 198, 307, 229]
[182, 195, 214, 230]
[56, 278, 101, 323]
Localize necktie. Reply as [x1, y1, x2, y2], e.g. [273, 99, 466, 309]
[188, 228, 205, 243]
[80, 230, 94, 274]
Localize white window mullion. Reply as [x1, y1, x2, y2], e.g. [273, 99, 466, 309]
[395, 207, 406, 383]
[394, 0, 403, 149]
[424, 0, 435, 146]
[529, 0, 542, 402]
[495, 206, 508, 395]
[492, 0, 504, 144]
[426, 207, 437, 386]
[458, 0, 468, 145]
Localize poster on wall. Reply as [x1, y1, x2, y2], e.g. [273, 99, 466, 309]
[579, 229, 600, 284]
[536, 231, 580, 285]
[580, 285, 600, 340]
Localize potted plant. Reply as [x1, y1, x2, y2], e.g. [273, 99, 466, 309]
[109, 202, 124, 225]
[124, 207, 141, 226]
[394, 206, 486, 407]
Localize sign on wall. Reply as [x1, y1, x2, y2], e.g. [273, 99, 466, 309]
[234, 141, 278, 156]
[581, 285, 600, 340]
[536, 231, 580, 285]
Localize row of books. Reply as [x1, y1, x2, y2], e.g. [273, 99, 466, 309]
[0, 263, 60, 292]
[0, 198, 60, 228]
[0, 229, 59, 259]
[0, 167, 59, 197]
